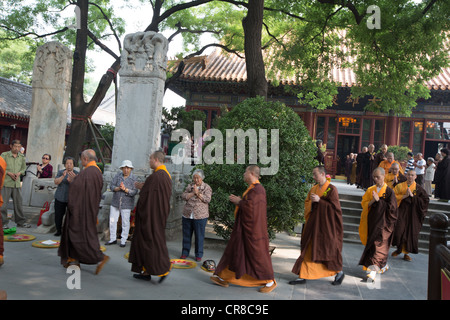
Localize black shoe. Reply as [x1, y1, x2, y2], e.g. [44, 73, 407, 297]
[133, 273, 151, 281]
[119, 243, 126, 248]
[54, 232, 61, 236]
[105, 240, 117, 245]
[158, 274, 168, 284]
[332, 271, 345, 285]
[288, 278, 306, 285]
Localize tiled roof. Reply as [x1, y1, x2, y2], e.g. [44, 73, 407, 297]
[0, 76, 115, 125]
[0, 77, 32, 120]
[172, 48, 450, 91]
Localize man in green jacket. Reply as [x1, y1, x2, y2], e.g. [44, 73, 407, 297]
[1, 140, 28, 229]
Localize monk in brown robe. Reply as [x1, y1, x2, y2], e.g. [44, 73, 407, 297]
[374, 144, 388, 167]
[290, 166, 344, 285]
[129, 151, 172, 283]
[58, 149, 109, 274]
[392, 170, 429, 261]
[0, 156, 7, 267]
[211, 165, 276, 293]
[361, 145, 376, 189]
[385, 162, 406, 189]
[359, 167, 398, 282]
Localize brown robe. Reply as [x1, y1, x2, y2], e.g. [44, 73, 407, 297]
[392, 183, 429, 254]
[58, 164, 104, 265]
[374, 152, 386, 167]
[292, 184, 343, 275]
[359, 186, 398, 269]
[435, 156, 450, 200]
[214, 183, 274, 281]
[128, 168, 172, 275]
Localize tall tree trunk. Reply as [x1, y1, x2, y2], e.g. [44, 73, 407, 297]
[242, 0, 267, 98]
[64, 0, 119, 163]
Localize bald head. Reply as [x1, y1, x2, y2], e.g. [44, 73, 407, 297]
[372, 167, 385, 187]
[390, 162, 400, 174]
[81, 149, 97, 166]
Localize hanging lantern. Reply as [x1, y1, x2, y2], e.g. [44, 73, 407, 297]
[339, 117, 356, 127]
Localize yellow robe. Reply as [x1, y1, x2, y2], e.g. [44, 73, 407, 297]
[378, 160, 404, 175]
[393, 181, 416, 207]
[359, 183, 388, 246]
[298, 180, 337, 280]
[385, 172, 402, 189]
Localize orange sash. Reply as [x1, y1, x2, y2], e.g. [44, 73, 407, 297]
[393, 181, 416, 207]
[359, 183, 387, 245]
[304, 180, 330, 222]
[85, 160, 101, 172]
[154, 164, 171, 179]
[233, 180, 260, 217]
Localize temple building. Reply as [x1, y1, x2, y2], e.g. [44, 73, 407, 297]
[167, 49, 450, 175]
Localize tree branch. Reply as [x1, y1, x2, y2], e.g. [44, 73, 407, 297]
[86, 30, 119, 60]
[0, 25, 69, 41]
[88, 1, 122, 51]
[316, 0, 364, 25]
[167, 21, 221, 42]
[422, 0, 438, 15]
[145, 0, 215, 32]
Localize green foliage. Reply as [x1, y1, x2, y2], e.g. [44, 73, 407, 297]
[161, 106, 206, 136]
[98, 123, 115, 150]
[197, 97, 317, 240]
[387, 145, 411, 162]
[0, 0, 127, 75]
[0, 32, 36, 84]
[263, 0, 450, 116]
[177, 109, 206, 135]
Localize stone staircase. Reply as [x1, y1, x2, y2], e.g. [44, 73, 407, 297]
[339, 192, 450, 253]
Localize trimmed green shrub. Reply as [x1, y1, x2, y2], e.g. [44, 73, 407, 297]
[197, 97, 317, 240]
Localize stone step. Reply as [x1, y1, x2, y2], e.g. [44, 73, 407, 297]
[339, 201, 444, 254]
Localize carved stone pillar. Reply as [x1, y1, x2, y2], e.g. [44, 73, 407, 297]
[23, 42, 72, 206]
[99, 32, 181, 240]
[107, 31, 169, 178]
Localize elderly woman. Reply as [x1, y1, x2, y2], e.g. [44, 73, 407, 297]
[37, 154, 53, 178]
[53, 157, 79, 236]
[180, 169, 212, 261]
[106, 160, 138, 247]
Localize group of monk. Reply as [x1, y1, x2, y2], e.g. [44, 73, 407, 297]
[347, 144, 406, 190]
[287, 163, 428, 285]
[0, 146, 429, 294]
[57, 149, 174, 282]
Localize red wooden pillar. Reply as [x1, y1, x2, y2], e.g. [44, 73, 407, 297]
[385, 115, 399, 146]
[303, 111, 315, 137]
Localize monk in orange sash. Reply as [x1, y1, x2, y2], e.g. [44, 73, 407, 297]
[211, 165, 276, 293]
[392, 170, 429, 261]
[385, 162, 406, 189]
[290, 166, 344, 285]
[359, 167, 398, 282]
[379, 152, 404, 176]
[58, 149, 109, 274]
[129, 151, 172, 283]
